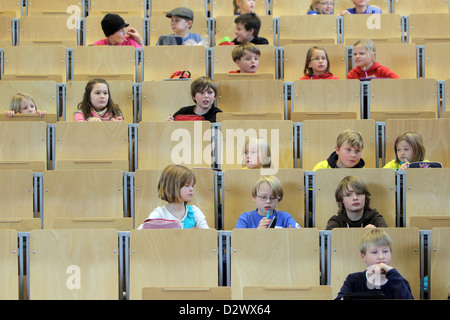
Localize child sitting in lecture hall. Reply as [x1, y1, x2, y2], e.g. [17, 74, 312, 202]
[234, 0, 255, 15]
[313, 129, 365, 170]
[242, 136, 272, 169]
[383, 131, 429, 171]
[167, 76, 222, 123]
[326, 176, 387, 230]
[166, 7, 202, 45]
[137, 164, 209, 229]
[230, 43, 260, 74]
[235, 175, 301, 229]
[5, 93, 47, 117]
[300, 46, 339, 79]
[73, 79, 124, 122]
[93, 13, 143, 47]
[339, 0, 382, 15]
[307, 0, 334, 15]
[336, 229, 414, 300]
[232, 13, 269, 45]
[347, 39, 399, 79]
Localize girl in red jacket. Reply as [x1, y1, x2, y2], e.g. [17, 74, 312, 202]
[347, 38, 399, 79]
[300, 46, 339, 80]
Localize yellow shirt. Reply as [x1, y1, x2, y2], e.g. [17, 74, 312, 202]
[383, 159, 429, 170]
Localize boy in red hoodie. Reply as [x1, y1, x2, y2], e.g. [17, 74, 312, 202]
[347, 39, 399, 80]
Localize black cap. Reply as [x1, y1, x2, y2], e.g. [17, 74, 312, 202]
[101, 13, 129, 37]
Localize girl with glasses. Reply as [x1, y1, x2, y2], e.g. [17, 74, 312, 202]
[300, 46, 339, 80]
[307, 0, 334, 15]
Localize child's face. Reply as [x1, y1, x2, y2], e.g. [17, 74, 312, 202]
[19, 99, 37, 114]
[236, 0, 255, 13]
[108, 27, 127, 45]
[252, 182, 279, 215]
[170, 16, 192, 36]
[234, 22, 254, 43]
[396, 140, 414, 163]
[341, 187, 366, 216]
[335, 141, 362, 168]
[90, 83, 109, 111]
[316, 1, 334, 14]
[361, 244, 392, 267]
[352, 0, 370, 8]
[308, 49, 328, 75]
[353, 45, 376, 70]
[236, 50, 260, 73]
[245, 144, 262, 169]
[179, 180, 194, 203]
[194, 87, 216, 112]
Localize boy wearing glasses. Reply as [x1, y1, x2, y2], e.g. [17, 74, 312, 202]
[235, 176, 300, 229]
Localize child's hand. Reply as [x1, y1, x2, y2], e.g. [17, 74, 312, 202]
[5, 110, 15, 117]
[257, 217, 271, 229]
[370, 263, 393, 275]
[110, 116, 123, 122]
[339, 10, 351, 16]
[87, 117, 102, 122]
[399, 162, 410, 171]
[36, 110, 47, 118]
[167, 114, 174, 121]
[127, 28, 143, 44]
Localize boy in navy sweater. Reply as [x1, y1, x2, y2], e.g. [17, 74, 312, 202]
[336, 229, 413, 300]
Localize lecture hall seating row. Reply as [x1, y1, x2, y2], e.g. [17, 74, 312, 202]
[2, 227, 449, 299]
[0, 119, 448, 172]
[0, 116, 450, 172]
[3, 12, 450, 47]
[0, 77, 448, 121]
[3, 0, 450, 18]
[1, 167, 449, 232]
[2, 42, 450, 86]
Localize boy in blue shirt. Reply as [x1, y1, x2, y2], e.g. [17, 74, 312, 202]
[235, 175, 300, 229]
[339, 0, 382, 15]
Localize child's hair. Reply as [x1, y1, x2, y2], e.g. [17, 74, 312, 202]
[394, 131, 426, 163]
[233, 0, 240, 15]
[9, 93, 37, 113]
[158, 164, 196, 204]
[190, 76, 218, 101]
[336, 129, 364, 151]
[359, 229, 393, 255]
[353, 38, 376, 55]
[234, 13, 261, 37]
[335, 176, 372, 212]
[252, 175, 284, 201]
[303, 46, 331, 76]
[76, 79, 123, 119]
[232, 42, 261, 62]
[242, 136, 272, 168]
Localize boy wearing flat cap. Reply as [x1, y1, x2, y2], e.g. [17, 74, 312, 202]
[166, 7, 202, 44]
[93, 13, 143, 47]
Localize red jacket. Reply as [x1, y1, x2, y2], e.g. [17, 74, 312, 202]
[347, 62, 400, 79]
[299, 72, 339, 80]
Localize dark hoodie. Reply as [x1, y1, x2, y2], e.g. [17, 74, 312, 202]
[328, 151, 365, 168]
[325, 208, 388, 230]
